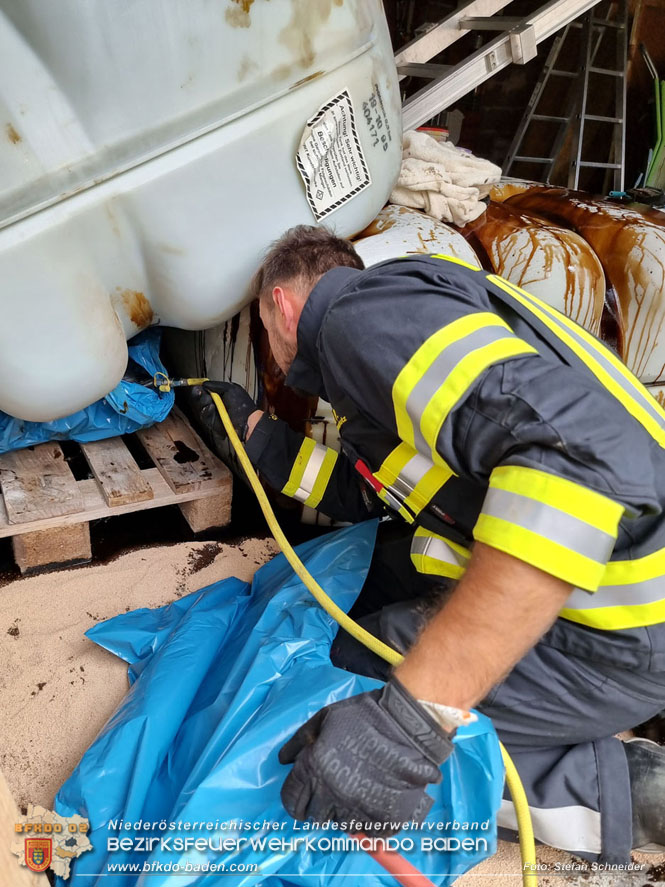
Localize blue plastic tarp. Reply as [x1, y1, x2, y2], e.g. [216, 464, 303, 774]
[55, 521, 504, 886]
[0, 329, 174, 454]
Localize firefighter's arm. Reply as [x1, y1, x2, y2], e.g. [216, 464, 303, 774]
[245, 412, 383, 523]
[189, 382, 382, 522]
[395, 542, 572, 708]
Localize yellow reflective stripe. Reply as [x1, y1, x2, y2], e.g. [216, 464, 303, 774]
[430, 253, 482, 271]
[405, 463, 455, 514]
[393, 313, 508, 447]
[421, 337, 538, 466]
[411, 553, 466, 579]
[393, 312, 534, 454]
[413, 526, 471, 560]
[374, 442, 414, 487]
[474, 513, 607, 590]
[490, 465, 624, 537]
[488, 274, 665, 448]
[281, 437, 316, 498]
[411, 527, 471, 579]
[558, 545, 665, 629]
[560, 598, 665, 632]
[303, 447, 338, 509]
[374, 443, 455, 516]
[603, 548, 665, 585]
[376, 488, 415, 524]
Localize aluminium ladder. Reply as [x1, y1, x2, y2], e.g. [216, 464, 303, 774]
[503, 0, 627, 190]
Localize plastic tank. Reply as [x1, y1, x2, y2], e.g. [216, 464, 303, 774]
[0, 0, 402, 421]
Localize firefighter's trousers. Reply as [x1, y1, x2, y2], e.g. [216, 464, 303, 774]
[331, 526, 665, 863]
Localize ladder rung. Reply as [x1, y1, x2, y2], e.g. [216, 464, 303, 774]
[588, 66, 623, 76]
[584, 114, 623, 123]
[577, 161, 622, 168]
[590, 17, 625, 29]
[513, 156, 554, 164]
[531, 114, 569, 122]
[550, 69, 577, 78]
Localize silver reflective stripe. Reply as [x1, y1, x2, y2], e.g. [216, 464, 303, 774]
[411, 534, 468, 568]
[406, 324, 514, 454]
[516, 286, 665, 436]
[390, 451, 435, 500]
[293, 444, 327, 503]
[482, 487, 616, 564]
[565, 575, 665, 610]
[498, 799, 602, 854]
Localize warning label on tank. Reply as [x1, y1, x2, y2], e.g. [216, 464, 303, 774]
[296, 89, 371, 222]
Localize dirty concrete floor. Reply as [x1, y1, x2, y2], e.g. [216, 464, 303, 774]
[1, 539, 664, 885]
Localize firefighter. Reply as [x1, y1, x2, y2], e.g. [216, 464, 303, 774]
[191, 225, 665, 863]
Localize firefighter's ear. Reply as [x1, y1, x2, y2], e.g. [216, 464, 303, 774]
[272, 285, 298, 333]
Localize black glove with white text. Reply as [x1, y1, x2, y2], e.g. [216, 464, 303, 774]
[189, 381, 258, 452]
[278, 676, 455, 834]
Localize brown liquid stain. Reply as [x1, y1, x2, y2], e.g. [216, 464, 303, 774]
[157, 242, 186, 256]
[279, 0, 334, 70]
[225, 0, 254, 28]
[488, 181, 539, 204]
[237, 55, 259, 82]
[249, 300, 317, 433]
[291, 70, 324, 89]
[272, 64, 292, 81]
[462, 201, 604, 335]
[506, 188, 665, 380]
[354, 206, 421, 240]
[6, 123, 21, 144]
[355, 217, 396, 238]
[118, 289, 154, 329]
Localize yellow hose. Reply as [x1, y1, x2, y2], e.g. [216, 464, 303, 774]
[209, 391, 538, 885]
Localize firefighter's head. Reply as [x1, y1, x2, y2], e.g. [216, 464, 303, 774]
[253, 225, 363, 374]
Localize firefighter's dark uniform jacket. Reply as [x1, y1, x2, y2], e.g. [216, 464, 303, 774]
[246, 254, 665, 673]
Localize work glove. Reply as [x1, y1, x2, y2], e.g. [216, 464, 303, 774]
[278, 676, 455, 834]
[189, 381, 258, 450]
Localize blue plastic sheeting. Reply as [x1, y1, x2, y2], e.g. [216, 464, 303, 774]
[55, 522, 503, 886]
[0, 329, 174, 454]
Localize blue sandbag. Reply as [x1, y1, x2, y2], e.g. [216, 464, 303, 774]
[55, 522, 503, 886]
[0, 329, 174, 453]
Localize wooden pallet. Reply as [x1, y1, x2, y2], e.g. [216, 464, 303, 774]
[0, 409, 232, 574]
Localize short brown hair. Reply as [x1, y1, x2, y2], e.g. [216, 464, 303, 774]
[251, 225, 364, 309]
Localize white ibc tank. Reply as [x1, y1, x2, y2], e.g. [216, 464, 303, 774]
[0, 0, 401, 421]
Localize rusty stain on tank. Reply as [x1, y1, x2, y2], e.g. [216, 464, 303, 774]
[117, 289, 154, 329]
[355, 205, 425, 239]
[225, 0, 254, 28]
[272, 64, 292, 81]
[279, 0, 335, 70]
[505, 187, 665, 382]
[6, 123, 21, 144]
[291, 70, 324, 89]
[105, 205, 121, 238]
[157, 242, 186, 256]
[355, 217, 396, 238]
[237, 55, 259, 81]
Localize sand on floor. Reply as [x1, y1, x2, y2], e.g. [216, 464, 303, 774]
[1, 538, 663, 886]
